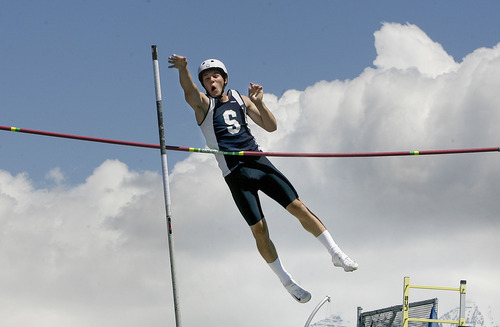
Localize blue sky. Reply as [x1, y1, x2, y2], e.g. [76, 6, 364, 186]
[2, 0, 500, 184]
[2, 1, 500, 327]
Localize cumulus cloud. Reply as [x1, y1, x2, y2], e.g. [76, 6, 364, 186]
[0, 160, 170, 327]
[1, 23, 500, 327]
[373, 22, 460, 76]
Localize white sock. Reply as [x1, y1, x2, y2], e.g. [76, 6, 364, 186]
[268, 257, 293, 285]
[317, 230, 342, 257]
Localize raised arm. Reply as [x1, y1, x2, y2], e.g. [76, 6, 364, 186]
[168, 54, 209, 124]
[245, 83, 277, 132]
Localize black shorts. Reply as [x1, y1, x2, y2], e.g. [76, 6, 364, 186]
[224, 156, 299, 226]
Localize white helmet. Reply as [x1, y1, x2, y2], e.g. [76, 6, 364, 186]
[197, 59, 228, 84]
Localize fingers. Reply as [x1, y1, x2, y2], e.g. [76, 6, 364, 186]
[249, 82, 262, 90]
[248, 83, 264, 102]
[168, 53, 179, 60]
[248, 83, 263, 95]
[167, 54, 187, 69]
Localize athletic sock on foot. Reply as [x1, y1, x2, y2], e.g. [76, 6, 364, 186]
[268, 258, 311, 303]
[268, 257, 292, 284]
[317, 230, 341, 256]
[317, 230, 358, 272]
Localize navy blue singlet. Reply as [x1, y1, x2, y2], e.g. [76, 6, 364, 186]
[199, 89, 261, 176]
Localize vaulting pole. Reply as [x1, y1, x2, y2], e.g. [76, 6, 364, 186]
[151, 45, 182, 327]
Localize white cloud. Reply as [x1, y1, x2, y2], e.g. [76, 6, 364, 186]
[0, 160, 170, 327]
[373, 22, 460, 77]
[45, 167, 66, 184]
[1, 23, 500, 326]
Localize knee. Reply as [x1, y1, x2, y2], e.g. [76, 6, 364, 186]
[250, 219, 269, 239]
[286, 199, 308, 216]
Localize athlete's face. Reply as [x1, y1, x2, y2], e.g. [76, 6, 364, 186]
[202, 69, 227, 97]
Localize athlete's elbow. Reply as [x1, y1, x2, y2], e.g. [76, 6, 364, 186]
[257, 119, 277, 132]
[266, 124, 278, 132]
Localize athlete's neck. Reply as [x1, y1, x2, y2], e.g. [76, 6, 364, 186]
[215, 92, 230, 102]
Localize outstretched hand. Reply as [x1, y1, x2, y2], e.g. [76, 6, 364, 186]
[248, 83, 264, 103]
[168, 54, 187, 70]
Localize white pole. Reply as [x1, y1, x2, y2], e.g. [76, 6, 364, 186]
[151, 45, 182, 327]
[304, 295, 331, 327]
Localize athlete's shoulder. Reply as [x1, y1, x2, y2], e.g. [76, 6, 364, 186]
[227, 89, 249, 108]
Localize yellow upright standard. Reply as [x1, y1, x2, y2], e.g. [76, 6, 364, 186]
[402, 276, 466, 327]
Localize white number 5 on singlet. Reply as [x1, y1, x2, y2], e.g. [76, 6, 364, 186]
[223, 110, 241, 134]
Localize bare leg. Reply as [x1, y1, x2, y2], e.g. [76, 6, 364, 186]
[250, 218, 312, 303]
[286, 198, 358, 272]
[286, 198, 326, 237]
[250, 218, 278, 263]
